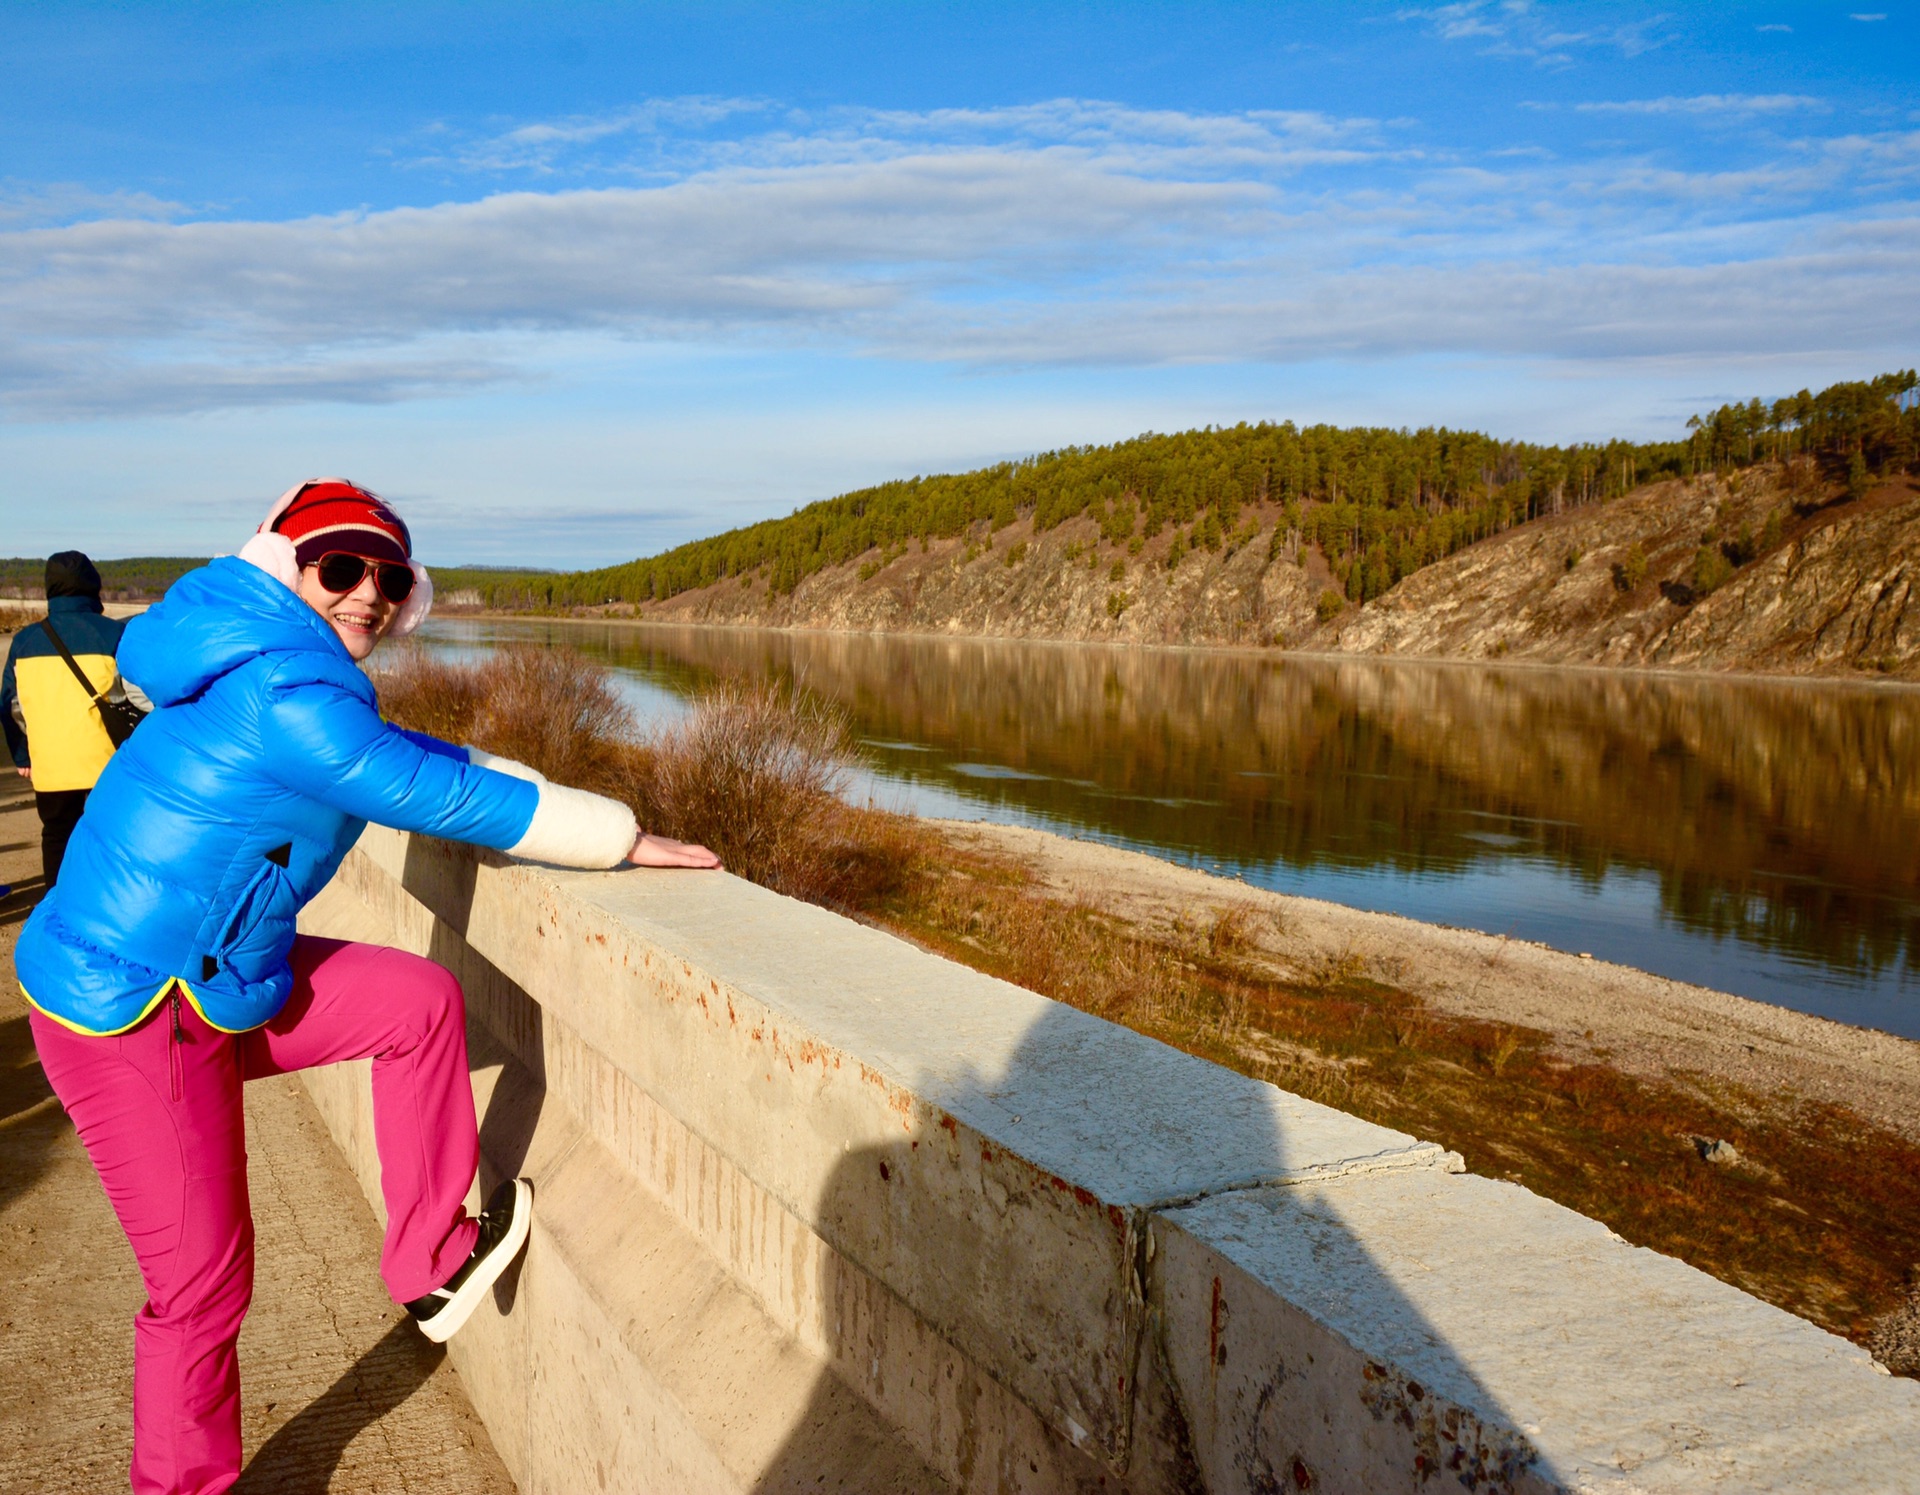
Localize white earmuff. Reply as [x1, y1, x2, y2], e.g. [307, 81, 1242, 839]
[235, 529, 301, 590]
[388, 563, 434, 638]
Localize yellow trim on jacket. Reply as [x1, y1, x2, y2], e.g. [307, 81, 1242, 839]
[17, 977, 252, 1037]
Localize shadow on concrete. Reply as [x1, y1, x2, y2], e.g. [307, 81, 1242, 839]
[402, 834, 545, 1318]
[474, 1008, 542, 1319]
[0, 1011, 65, 1217]
[0, 874, 45, 930]
[373, 831, 1544, 1486]
[1, 785, 61, 1210]
[236, 1322, 445, 1492]
[750, 997, 1537, 1493]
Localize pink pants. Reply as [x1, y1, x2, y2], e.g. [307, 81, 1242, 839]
[29, 936, 482, 1495]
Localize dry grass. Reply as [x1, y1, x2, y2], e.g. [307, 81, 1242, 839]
[1207, 901, 1278, 958]
[373, 647, 910, 909]
[862, 832, 1920, 1351]
[374, 640, 1920, 1357]
[635, 676, 916, 908]
[373, 645, 634, 795]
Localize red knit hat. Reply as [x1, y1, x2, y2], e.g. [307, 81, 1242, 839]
[236, 477, 435, 639]
[270, 480, 412, 568]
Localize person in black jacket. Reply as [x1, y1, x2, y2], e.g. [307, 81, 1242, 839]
[0, 551, 146, 885]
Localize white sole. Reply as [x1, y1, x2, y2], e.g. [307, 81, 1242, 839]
[416, 1178, 533, 1344]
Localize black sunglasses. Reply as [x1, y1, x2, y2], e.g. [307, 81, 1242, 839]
[311, 551, 416, 604]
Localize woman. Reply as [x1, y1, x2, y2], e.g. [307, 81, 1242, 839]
[15, 479, 718, 1495]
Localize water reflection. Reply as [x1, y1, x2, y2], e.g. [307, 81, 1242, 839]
[418, 619, 1920, 1037]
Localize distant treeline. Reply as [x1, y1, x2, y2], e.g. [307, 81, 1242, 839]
[462, 370, 1920, 612]
[0, 554, 540, 603]
[0, 555, 208, 600]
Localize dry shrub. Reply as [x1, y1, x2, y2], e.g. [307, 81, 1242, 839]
[476, 648, 636, 794]
[633, 677, 848, 855]
[371, 646, 486, 743]
[1482, 1026, 1528, 1077]
[1207, 901, 1286, 960]
[1312, 948, 1367, 990]
[626, 676, 916, 909]
[373, 645, 636, 796]
[1207, 903, 1256, 958]
[375, 648, 917, 908]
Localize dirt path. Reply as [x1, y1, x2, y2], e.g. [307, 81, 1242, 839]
[0, 775, 513, 1492]
[935, 819, 1920, 1146]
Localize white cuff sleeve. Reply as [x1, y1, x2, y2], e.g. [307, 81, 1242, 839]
[467, 746, 548, 785]
[505, 782, 638, 868]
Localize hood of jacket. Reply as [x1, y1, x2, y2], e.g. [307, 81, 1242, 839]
[45, 550, 103, 600]
[119, 555, 352, 709]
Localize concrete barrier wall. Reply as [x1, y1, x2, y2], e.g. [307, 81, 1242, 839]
[298, 827, 1920, 1494]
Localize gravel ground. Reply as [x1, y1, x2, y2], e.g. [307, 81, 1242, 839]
[0, 774, 514, 1493]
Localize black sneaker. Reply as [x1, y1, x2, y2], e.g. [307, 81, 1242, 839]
[404, 1178, 532, 1343]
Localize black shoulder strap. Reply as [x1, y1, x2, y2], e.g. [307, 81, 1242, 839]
[38, 616, 111, 704]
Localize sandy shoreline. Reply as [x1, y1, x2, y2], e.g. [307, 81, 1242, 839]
[934, 817, 1920, 1146]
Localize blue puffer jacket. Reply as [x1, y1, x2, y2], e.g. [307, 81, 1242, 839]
[16, 556, 547, 1036]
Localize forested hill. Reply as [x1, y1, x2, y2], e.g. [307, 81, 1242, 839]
[445, 371, 1918, 613]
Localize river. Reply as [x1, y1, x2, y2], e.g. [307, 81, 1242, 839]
[417, 619, 1920, 1040]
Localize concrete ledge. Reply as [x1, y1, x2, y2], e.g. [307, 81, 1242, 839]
[1157, 1172, 1914, 1492]
[299, 828, 1920, 1493]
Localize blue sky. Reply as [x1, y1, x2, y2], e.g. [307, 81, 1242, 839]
[2, 2, 1915, 567]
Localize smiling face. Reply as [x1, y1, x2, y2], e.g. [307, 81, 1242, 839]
[295, 556, 399, 660]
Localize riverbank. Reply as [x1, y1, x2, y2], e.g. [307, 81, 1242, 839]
[936, 820, 1920, 1142]
[867, 816, 1920, 1369]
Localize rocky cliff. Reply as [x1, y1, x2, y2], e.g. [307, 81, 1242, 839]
[598, 465, 1920, 681]
[1330, 468, 1920, 678]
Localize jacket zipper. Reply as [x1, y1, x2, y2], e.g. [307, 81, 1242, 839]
[168, 985, 185, 1103]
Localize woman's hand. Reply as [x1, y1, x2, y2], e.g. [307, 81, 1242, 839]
[627, 832, 722, 870]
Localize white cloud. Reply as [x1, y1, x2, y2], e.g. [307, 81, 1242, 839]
[0, 181, 188, 228]
[426, 99, 1385, 184]
[877, 227, 1920, 366]
[425, 96, 775, 174]
[2, 100, 1915, 420]
[4, 347, 521, 420]
[1850, 13, 1888, 20]
[1756, 23, 1793, 33]
[1396, 2, 1667, 62]
[1573, 94, 1825, 116]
